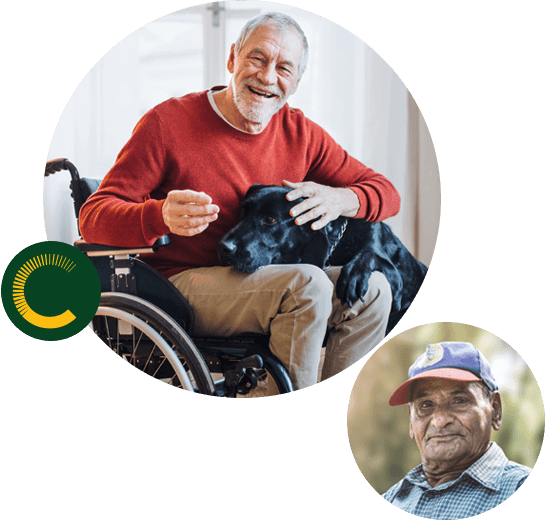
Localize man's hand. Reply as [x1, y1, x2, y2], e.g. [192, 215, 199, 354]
[162, 190, 220, 237]
[283, 180, 360, 230]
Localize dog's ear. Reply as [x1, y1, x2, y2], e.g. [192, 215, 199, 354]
[300, 229, 330, 269]
[300, 219, 347, 269]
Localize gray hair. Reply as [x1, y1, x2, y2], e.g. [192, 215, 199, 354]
[234, 12, 309, 79]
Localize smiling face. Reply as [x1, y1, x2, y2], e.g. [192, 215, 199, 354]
[225, 23, 303, 132]
[408, 378, 502, 484]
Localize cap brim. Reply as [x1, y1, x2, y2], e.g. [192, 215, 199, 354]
[388, 368, 482, 406]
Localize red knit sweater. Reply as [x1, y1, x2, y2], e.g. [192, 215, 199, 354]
[79, 89, 401, 278]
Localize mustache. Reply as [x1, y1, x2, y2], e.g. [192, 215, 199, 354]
[425, 429, 464, 440]
[243, 79, 283, 99]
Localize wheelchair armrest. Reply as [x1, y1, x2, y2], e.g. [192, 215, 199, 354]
[75, 236, 169, 257]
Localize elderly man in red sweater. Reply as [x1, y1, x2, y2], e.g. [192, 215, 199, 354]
[79, 12, 400, 393]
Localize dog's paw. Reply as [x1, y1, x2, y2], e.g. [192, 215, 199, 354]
[336, 266, 370, 307]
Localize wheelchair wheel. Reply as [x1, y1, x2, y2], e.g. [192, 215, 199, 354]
[94, 292, 216, 395]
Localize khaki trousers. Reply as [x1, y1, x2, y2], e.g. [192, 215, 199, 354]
[169, 264, 391, 390]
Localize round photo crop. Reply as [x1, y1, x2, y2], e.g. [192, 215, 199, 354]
[43, 2, 440, 395]
[347, 322, 544, 519]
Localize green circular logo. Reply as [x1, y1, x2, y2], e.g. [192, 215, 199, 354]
[2, 241, 101, 341]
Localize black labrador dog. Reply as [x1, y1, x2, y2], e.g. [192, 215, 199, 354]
[218, 185, 428, 334]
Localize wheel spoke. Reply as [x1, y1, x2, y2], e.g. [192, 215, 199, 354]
[94, 295, 216, 395]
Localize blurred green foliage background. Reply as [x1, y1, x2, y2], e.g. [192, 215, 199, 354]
[347, 323, 545, 494]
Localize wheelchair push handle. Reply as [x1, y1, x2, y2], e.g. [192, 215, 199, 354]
[45, 158, 81, 183]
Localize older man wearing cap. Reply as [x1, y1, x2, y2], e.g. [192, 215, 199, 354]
[383, 342, 531, 519]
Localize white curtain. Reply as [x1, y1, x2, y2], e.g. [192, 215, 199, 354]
[44, 1, 439, 266]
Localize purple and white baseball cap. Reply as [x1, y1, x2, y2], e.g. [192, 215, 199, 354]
[388, 342, 498, 406]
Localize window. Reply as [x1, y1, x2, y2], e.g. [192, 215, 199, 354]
[137, 12, 205, 115]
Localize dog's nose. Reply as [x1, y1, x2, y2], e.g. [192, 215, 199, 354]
[218, 239, 237, 258]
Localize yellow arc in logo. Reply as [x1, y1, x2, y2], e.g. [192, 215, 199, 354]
[17, 307, 76, 328]
[12, 254, 77, 329]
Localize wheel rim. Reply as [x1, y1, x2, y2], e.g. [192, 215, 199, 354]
[95, 306, 195, 391]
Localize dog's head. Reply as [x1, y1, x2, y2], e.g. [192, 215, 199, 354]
[218, 184, 347, 273]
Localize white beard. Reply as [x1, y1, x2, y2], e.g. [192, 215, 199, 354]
[233, 79, 287, 123]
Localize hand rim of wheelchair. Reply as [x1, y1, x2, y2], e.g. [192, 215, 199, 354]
[96, 305, 195, 391]
[95, 292, 293, 396]
[95, 292, 216, 395]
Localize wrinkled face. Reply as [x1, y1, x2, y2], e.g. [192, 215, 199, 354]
[217, 186, 310, 273]
[229, 24, 302, 124]
[409, 379, 501, 469]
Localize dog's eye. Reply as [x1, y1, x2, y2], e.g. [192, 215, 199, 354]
[262, 216, 277, 225]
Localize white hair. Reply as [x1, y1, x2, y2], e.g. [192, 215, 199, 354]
[234, 12, 309, 79]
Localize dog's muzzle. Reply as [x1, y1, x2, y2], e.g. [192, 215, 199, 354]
[217, 238, 267, 273]
[217, 238, 236, 266]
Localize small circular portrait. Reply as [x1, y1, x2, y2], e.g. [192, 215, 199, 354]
[348, 322, 544, 519]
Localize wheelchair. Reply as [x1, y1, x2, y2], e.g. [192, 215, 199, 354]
[45, 158, 294, 397]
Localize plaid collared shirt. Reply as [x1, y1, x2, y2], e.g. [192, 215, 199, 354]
[382, 442, 530, 519]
